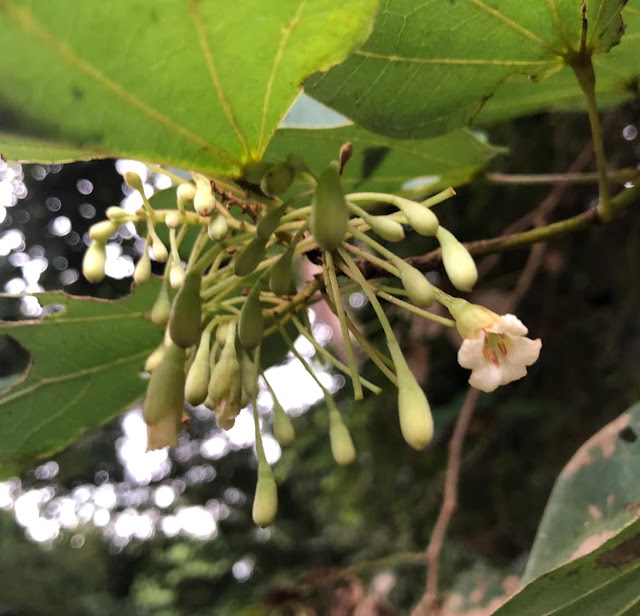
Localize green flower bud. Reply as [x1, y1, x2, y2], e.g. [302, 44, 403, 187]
[391, 348, 433, 451]
[272, 397, 295, 446]
[286, 153, 310, 174]
[89, 220, 118, 243]
[134, 249, 152, 285]
[169, 271, 202, 348]
[238, 281, 264, 351]
[144, 343, 165, 373]
[329, 410, 356, 465]
[185, 331, 211, 406]
[447, 298, 499, 340]
[396, 198, 439, 236]
[243, 162, 273, 185]
[82, 241, 106, 283]
[310, 161, 349, 251]
[207, 213, 229, 241]
[256, 204, 287, 240]
[240, 350, 260, 400]
[151, 278, 171, 327]
[269, 247, 296, 296]
[143, 343, 186, 449]
[124, 171, 144, 193]
[177, 183, 196, 205]
[395, 261, 435, 307]
[215, 323, 229, 348]
[234, 237, 267, 277]
[260, 163, 294, 197]
[252, 461, 278, 528]
[436, 227, 478, 292]
[208, 324, 239, 405]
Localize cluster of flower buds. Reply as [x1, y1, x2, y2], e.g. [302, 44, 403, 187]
[82, 148, 541, 527]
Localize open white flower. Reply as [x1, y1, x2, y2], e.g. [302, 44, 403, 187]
[449, 299, 542, 393]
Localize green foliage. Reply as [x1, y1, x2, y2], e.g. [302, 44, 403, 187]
[522, 402, 640, 585]
[0, 281, 163, 473]
[305, 0, 631, 137]
[496, 517, 640, 615]
[265, 126, 503, 196]
[0, 0, 378, 175]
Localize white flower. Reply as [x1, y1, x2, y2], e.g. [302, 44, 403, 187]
[449, 299, 541, 393]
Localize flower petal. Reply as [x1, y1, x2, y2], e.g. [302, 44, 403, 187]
[490, 314, 528, 336]
[497, 360, 528, 386]
[458, 337, 486, 370]
[468, 362, 502, 392]
[507, 336, 542, 366]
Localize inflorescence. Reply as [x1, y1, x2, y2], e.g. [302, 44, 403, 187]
[82, 147, 541, 527]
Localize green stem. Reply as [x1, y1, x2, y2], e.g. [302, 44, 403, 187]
[486, 169, 637, 186]
[290, 315, 383, 395]
[371, 287, 455, 327]
[324, 251, 364, 401]
[571, 54, 611, 221]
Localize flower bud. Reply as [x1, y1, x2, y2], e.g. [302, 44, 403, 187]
[143, 343, 186, 450]
[243, 162, 273, 185]
[395, 198, 439, 236]
[252, 461, 278, 528]
[256, 204, 287, 240]
[272, 398, 295, 446]
[165, 211, 181, 229]
[177, 182, 196, 205]
[260, 164, 294, 197]
[207, 213, 229, 241]
[151, 278, 171, 327]
[169, 261, 186, 290]
[185, 331, 211, 406]
[234, 237, 267, 277]
[193, 181, 216, 216]
[208, 324, 239, 405]
[436, 227, 478, 292]
[89, 220, 118, 242]
[169, 271, 202, 348]
[269, 247, 295, 296]
[144, 343, 165, 373]
[329, 410, 356, 465]
[240, 350, 260, 400]
[134, 250, 152, 285]
[310, 161, 349, 251]
[366, 215, 405, 242]
[82, 241, 106, 283]
[238, 281, 264, 351]
[392, 348, 433, 450]
[106, 206, 131, 223]
[124, 171, 144, 193]
[151, 234, 169, 262]
[395, 261, 435, 307]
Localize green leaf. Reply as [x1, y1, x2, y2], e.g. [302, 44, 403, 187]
[521, 402, 640, 586]
[304, 0, 628, 138]
[494, 517, 640, 615]
[0, 0, 378, 175]
[264, 126, 504, 196]
[0, 281, 163, 470]
[475, 4, 640, 125]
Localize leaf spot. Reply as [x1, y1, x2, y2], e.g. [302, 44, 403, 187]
[596, 533, 640, 568]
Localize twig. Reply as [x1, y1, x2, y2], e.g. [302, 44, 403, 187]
[356, 180, 640, 279]
[411, 387, 481, 616]
[485, 168, 636, 186]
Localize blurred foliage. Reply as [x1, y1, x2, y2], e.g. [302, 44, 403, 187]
[0, 100, 639, 614]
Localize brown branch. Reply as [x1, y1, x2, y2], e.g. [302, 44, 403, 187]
[410, 387, 481, 616]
